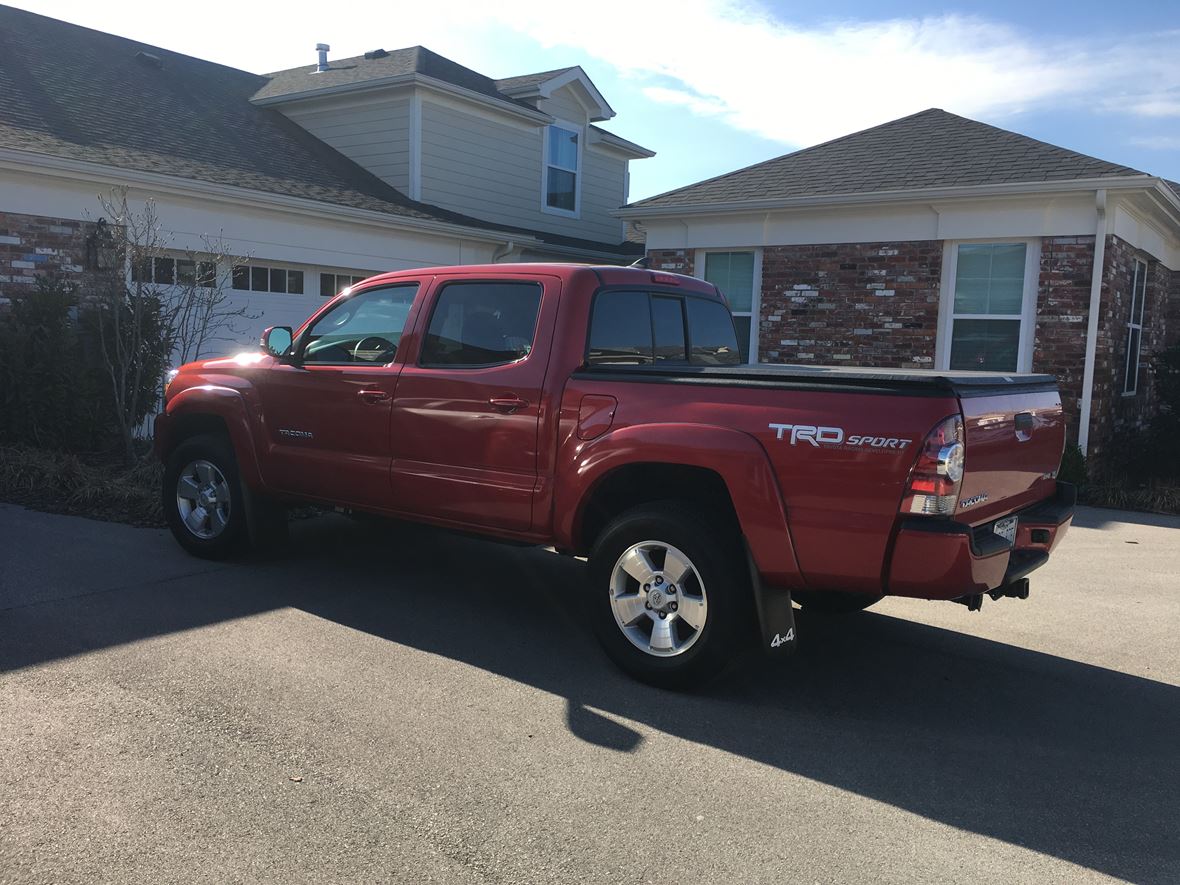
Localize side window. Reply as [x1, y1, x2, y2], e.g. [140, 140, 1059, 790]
[420, 281, 542, 368]
[302, 284, 418, 365]
[588, 290, 653, 365]
[686, 297, 742, 366]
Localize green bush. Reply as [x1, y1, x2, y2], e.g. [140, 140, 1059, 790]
[1058, 444, 1087, 486]
[0, 276, 112, 451]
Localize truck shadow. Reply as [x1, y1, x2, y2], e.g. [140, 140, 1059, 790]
[4, 512, 1176, 882]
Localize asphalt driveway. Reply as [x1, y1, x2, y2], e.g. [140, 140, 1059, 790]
[1, 503, 1177, 884]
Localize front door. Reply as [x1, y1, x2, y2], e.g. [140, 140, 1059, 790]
[390, 276, 558, 533]
[254, 282, 420, 508]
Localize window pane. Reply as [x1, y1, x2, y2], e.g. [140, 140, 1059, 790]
[268, 267, 287, 294]
[232, 265, 249, 290]
[1124, 326, 1142, 394]
[251, 266, 269, 292]
[288, 270, 304, 295]
[176, 259, 196, 286]
[320, 274, 336, 298]
[949, 319, 1020, 372]
[420, 282, 543, 367]
[651, 295, 687, 363]
[197, 262, 216, 288]
[687, 297, 742, 366]
[587, 290, 652, 365]
[153, 257, 175, 285]
[131, 256, 152, 283]
[954, 243, 1026, 315]
[548, 126, 578, 170]
[703, 252, 755, 313]
[732, 316, 752, 363]
[546, 168, 576, 211]
[304, 285, 419, 365]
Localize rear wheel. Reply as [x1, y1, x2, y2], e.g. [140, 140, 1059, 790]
[164, 434, 252, 559]
[588, 503, 751, 689]
[792, 590, 883, 614]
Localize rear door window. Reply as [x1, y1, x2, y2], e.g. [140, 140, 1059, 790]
[419, 281, 543, 367]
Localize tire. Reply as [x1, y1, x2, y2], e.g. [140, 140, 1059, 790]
[792, 590, 883, 614]
[588, 502, 752, 689]
[163, 433, 252, 559]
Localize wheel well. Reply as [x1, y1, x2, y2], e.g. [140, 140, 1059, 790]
[166, 413, 230, 457]
[576, 463, 740, 554]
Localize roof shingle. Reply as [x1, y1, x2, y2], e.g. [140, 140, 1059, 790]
[630, 109, 1149, 209]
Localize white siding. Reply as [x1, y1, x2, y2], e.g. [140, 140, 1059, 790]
[537, 86, 589, 128]
[419, 96, 625, 244]
[279, 95, 412, 192]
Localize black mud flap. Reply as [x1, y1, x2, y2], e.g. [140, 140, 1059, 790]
[745, 541, 797, 656]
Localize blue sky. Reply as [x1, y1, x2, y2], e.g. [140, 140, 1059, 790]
[15, 0, 1180, 200]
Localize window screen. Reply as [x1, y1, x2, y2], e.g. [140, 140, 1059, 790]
[420, 282, 542, 367]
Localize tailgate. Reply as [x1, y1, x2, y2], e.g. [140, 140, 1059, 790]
[955, 389, 1065, 525]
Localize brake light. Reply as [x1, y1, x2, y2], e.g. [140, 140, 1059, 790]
[900, 415, 965, 516]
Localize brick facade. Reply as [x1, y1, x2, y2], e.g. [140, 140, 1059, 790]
[757, 241, 942, 366]
[1033, 236, 1095, 446]
[0, 210, 110, 305]
[647, 249, 694, 276]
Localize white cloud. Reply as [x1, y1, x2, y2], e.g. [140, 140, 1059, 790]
[1130, 135, 1180, 150]
[383, 0, 1180, 146]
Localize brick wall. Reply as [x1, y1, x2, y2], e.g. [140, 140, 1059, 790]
[0, 210, 109, 305]
[756, 241, 942, 366]
[1033, 236, 1095, 446]
[647, 249, 694, 276]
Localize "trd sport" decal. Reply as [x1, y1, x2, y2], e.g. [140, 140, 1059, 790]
[768, 423, 912, 450]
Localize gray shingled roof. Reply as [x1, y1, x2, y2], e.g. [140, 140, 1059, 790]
[494, 68, 575, 93]
[257, 46, 533, 111]
[630, 109, 1150, 208]
[0, 7, 638, 255]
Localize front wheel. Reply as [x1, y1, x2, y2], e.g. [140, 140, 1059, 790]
[588, 503, 751, 689]
[163, 434, 250, 559]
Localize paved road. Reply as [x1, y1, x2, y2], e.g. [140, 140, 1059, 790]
[1, 503, 1177, 884]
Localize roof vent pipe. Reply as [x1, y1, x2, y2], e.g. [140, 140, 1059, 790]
[315, 43, 330, 72]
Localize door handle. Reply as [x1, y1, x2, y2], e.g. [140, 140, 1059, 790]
[489, 395, 528, 413]
[357, 388, 392, 404]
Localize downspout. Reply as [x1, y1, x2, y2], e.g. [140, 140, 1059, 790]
[1078, 189, 1107, 456]
[492, 240, 516, 263]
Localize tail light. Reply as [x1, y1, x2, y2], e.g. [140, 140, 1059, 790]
[901, 415, 965, 516]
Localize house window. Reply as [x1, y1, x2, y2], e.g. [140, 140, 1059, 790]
[232, 264, 304, 294]
[543, 123, 580, 215]
[941, 241, 1038, 373]
[701, 251, 757, 362]
[131, 256, 215, 287]
[1124, 259, 1148, 395]
[320, 273, 368, 298]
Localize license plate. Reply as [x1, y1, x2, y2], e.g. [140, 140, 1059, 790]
[993, 516, 1018, 546]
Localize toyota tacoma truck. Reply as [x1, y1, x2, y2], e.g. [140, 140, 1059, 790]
[155, 264, 1074, 687]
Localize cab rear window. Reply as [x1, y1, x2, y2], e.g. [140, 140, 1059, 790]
[587, 290, 740, 366]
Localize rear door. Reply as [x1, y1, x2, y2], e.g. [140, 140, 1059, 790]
[955, 388, 1066, 524]
[390, 274, 559, 533]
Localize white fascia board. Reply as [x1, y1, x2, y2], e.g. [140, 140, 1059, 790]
[0, 147, 542, 248]
[539, 67, 615, 121]
[253, 73, 553, 125]
[588, 128, 656, 159]
[616, 176, 1167, 219]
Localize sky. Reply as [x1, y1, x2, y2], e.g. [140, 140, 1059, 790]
[11, 0, 1180, 201]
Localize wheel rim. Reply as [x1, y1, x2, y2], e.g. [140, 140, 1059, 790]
[609, 540, 708, 658]
[175, 459, 231, 540]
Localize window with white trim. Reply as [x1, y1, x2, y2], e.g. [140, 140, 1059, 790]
[543, 123, 580, 215]
[1123, 258, 1148, 395]
[941, 241, 1039, 373]
[232, 264, 304, 295]
[320, 272, 367, 298]
[131, 256, 215, 287]
[701, 251, 757, 363]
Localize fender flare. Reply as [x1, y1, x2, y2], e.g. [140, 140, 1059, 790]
[162, 384, 265, 489]
[555, 422, 803, 589]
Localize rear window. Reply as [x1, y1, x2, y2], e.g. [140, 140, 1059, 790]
[587, 290, 738, 366]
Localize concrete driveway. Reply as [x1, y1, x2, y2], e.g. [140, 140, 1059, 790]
[1, 503, 1177, 884]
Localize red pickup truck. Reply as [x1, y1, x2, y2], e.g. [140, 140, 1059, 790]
[155, 263, 1074, 686]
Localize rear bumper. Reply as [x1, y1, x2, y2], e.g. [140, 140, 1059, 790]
[886, 482, 1075, 600]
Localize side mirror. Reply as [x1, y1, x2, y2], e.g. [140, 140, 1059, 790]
[260, 326, 293, 359]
